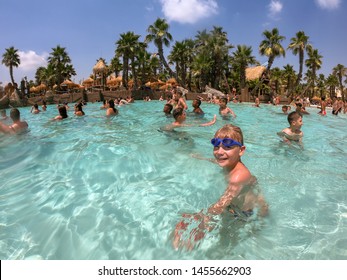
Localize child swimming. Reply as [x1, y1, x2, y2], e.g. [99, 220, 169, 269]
[173, 124, 268, 250]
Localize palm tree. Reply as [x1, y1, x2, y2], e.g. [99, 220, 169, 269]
[136, 48, 152, 87]
[304, 48, 323, 97]
[209, 26, 234, 90]
[288, 31, 312, 90]
[326, 74, 339, 99]
[145, 18, 175, 79]
[2, 46, 21, 85]
[333, 64, 347, 101]
[259, 28, 286, 72]
[109, 56, 122, 78]
[282, 64, 296, 96]
[168, 40, 186, 84]
[35, 64, 56, 89]
[168, 39, 196, 87]
[35, 66, 47, 85]
[47, 45, 75, 87]
[191, 52, 212, 92]
[269, 67, 283, 96]
[182, 39, 195, 90]
[192, 27, 234, 91]
[231, 45, 258, 89]
[116, 31, 141, 89]
[316, 74, 326, 97]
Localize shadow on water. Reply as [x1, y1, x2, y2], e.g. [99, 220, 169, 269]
[271, 141, 310, 161]
[157, 127, 195, 150]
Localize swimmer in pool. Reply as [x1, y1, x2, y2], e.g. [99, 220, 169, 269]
[173, 124, 268, 250]
[106, 99, 119, 117]
[318, 96, 327, 116]
[162, 107, 216, 131]
[281, 105, 290, 114]
[0, 108, 28, 134]
[192, 99, 204, 115]
[277, 111, 303, 144]
[219, 97, 236, 118]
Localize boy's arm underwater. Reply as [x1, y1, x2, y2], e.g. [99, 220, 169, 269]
[173, 180, 268, 250]
[277, 130, 291, 144]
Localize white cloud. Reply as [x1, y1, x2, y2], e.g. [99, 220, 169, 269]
[315, 0, 341, 10]
[268, 0, 283, 19]
[146, 5, 154, 12]
[159, 0, 218, 24]
[18, 50, 48, 71]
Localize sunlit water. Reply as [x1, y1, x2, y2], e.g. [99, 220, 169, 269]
[0, 101, 346, 260]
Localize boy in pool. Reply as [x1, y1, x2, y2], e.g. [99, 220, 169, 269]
[219, 97, 236, 118]
[173, 124, 268, 250]
[281, 105, 290, 114]
[277, 111, 303, 144]
[0, 108, 28, 134]
[163, 103, 173, 116]
[192, 99, 204, 115]
[170, 107, 216, 128]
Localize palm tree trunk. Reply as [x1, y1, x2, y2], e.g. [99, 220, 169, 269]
[9, 66, 15, 85]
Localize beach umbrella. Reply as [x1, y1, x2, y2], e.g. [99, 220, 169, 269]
[246, 66, 266, 81]
[166, 78, 177, 85]
[36, 83, 47, 91]
[106, 76, 121, 86]
[82, 77, 94, 86]
[30, 86, 37, 93]
[61, 80, 78, 88]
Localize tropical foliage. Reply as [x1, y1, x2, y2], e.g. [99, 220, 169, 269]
[2, 18, 347, 100]
[34, 45, 76, 89]
[2, 46, 20, 85]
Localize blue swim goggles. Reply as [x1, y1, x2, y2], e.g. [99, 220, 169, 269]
[211, 138, 243, 147]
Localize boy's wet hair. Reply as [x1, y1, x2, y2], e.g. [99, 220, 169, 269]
[58, 105, 68, 118]
[194, 99, 201, 106]
[10, 108, 20, 121]
[287, 111, 302, 124]
[172, 107, 184, 120]
[214, 124, 244, 145]
[220, 97, 228, 104]
[164, 103, 173, 113]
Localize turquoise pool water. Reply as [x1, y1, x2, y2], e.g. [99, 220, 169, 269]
[0, 101, 346, 260]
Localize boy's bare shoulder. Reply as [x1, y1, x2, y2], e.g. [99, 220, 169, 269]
[229, 163, 253, 186]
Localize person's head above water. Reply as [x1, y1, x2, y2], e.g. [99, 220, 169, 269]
[213, 124, 244, 146]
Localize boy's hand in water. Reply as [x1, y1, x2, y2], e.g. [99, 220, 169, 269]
[172, 211, 214, 250]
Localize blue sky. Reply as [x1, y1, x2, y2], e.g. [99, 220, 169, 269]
[0, 0, 345, 85]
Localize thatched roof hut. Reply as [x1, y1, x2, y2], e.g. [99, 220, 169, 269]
[246, 66, 266, 81]
[82, 77, 94, 86]
[93, 59, 107, 74]
[61, 80, 79, 89]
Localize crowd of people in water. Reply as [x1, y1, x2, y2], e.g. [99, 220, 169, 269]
[1, 88, 346, 250]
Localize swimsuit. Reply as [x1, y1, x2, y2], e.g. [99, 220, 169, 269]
[227, 205, 254, 220]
